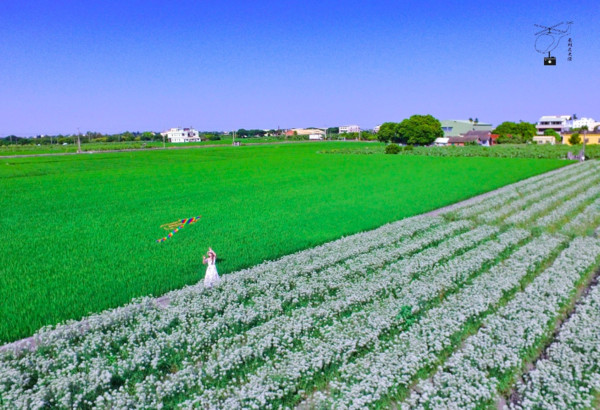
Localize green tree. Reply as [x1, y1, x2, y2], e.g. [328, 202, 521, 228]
[543, 129, 561, 143]
[140, 131, 155, 141]
[121, 131, 134, 142]
[493, 121, 536, 144]
[569, 133, 581, 145]
[360, 131, 377, 141]
[377, 122, 399, 143]
[396, 114, 443, 145]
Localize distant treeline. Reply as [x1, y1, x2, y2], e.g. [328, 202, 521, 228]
[0, 131, 224, 146]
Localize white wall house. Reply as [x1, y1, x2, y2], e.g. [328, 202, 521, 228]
[536, 115, 571, 135]
[533, 136, 556, 145]
[161, 127, 200, 143]
[566, 117, 598, 130]
[339, 125, 360, 134]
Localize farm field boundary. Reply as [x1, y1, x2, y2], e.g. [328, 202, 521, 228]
[1, 160, 600, 408]
[0, 143, 570, 343]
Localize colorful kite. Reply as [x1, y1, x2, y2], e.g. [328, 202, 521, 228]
[156, 216, 201, 242]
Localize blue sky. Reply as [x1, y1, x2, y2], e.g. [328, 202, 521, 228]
[1, 0, 599, 135]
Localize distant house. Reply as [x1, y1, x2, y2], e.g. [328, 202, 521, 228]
[434, 137, 449, 146]
[462, 130, 496, 146]
[339, 125, 361, 134]
[562, 133, 600, 145]
[566, 117, 598, 131]
[285, 128, 326, 137]
[447, 136, 479, 146]
[440, 131, 496, 146]
[161, 127, 200, 143]
[536, 115, 571, 135]
[440, 120, 493, 137]
[533, 136, 557, 145]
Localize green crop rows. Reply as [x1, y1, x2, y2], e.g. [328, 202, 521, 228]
[0, 142, 568, 343]
[320, 143, 600, 159]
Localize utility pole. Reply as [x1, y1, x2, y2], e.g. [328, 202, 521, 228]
[582, 129, 588, 161]
[76, 128, 82, 153]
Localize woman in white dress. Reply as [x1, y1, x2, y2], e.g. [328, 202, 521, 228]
[203, 247, 220, 288]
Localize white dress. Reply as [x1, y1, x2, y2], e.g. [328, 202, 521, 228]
[204, 258, 220, 288]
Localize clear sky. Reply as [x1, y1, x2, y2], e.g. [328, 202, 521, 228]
[1, 0, 599, 136]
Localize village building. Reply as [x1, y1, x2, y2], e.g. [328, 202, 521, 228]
[562, 132, 600, 145]
[339, 125, 360, 134]
[536, 115, 572, 135]
[533, 135, 557, 145]
[434, 130, 496, 146]
[284, 128, 326, 137]
[161, 127, 200, 143]
[566, 117, 598, 131]
[440, 120, 493, 137]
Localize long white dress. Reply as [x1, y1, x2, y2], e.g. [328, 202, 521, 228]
[204, 258, 220, 288]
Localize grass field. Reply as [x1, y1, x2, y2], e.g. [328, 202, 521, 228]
[0, 142, 570, 342]
[2, 159, 599, 408]
[0, 136, 290, 156]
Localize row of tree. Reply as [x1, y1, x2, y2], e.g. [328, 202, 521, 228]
[0, 131, 225, 146]
[4, 120, 595, 147]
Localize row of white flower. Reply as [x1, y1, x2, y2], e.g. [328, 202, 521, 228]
[177, 229, 529, 408]
[98, 225, 501, 407]
[510, 279, 600, 410]
[456, 161, 588, 219]
[562, 196, 600, 234]
[406, 236, 600, 410]
[504, 173, 600, 225]
[535, 183, 600, 228]
[477, 162, 600, 224]
[303, 233, 564, 409]
[0, 218, 469, 408]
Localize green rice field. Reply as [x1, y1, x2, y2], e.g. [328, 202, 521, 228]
[0, 136, 287, 156]
[0, 142, 570, 343]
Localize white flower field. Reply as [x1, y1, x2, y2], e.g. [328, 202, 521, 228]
[2, 160, 600, 409]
